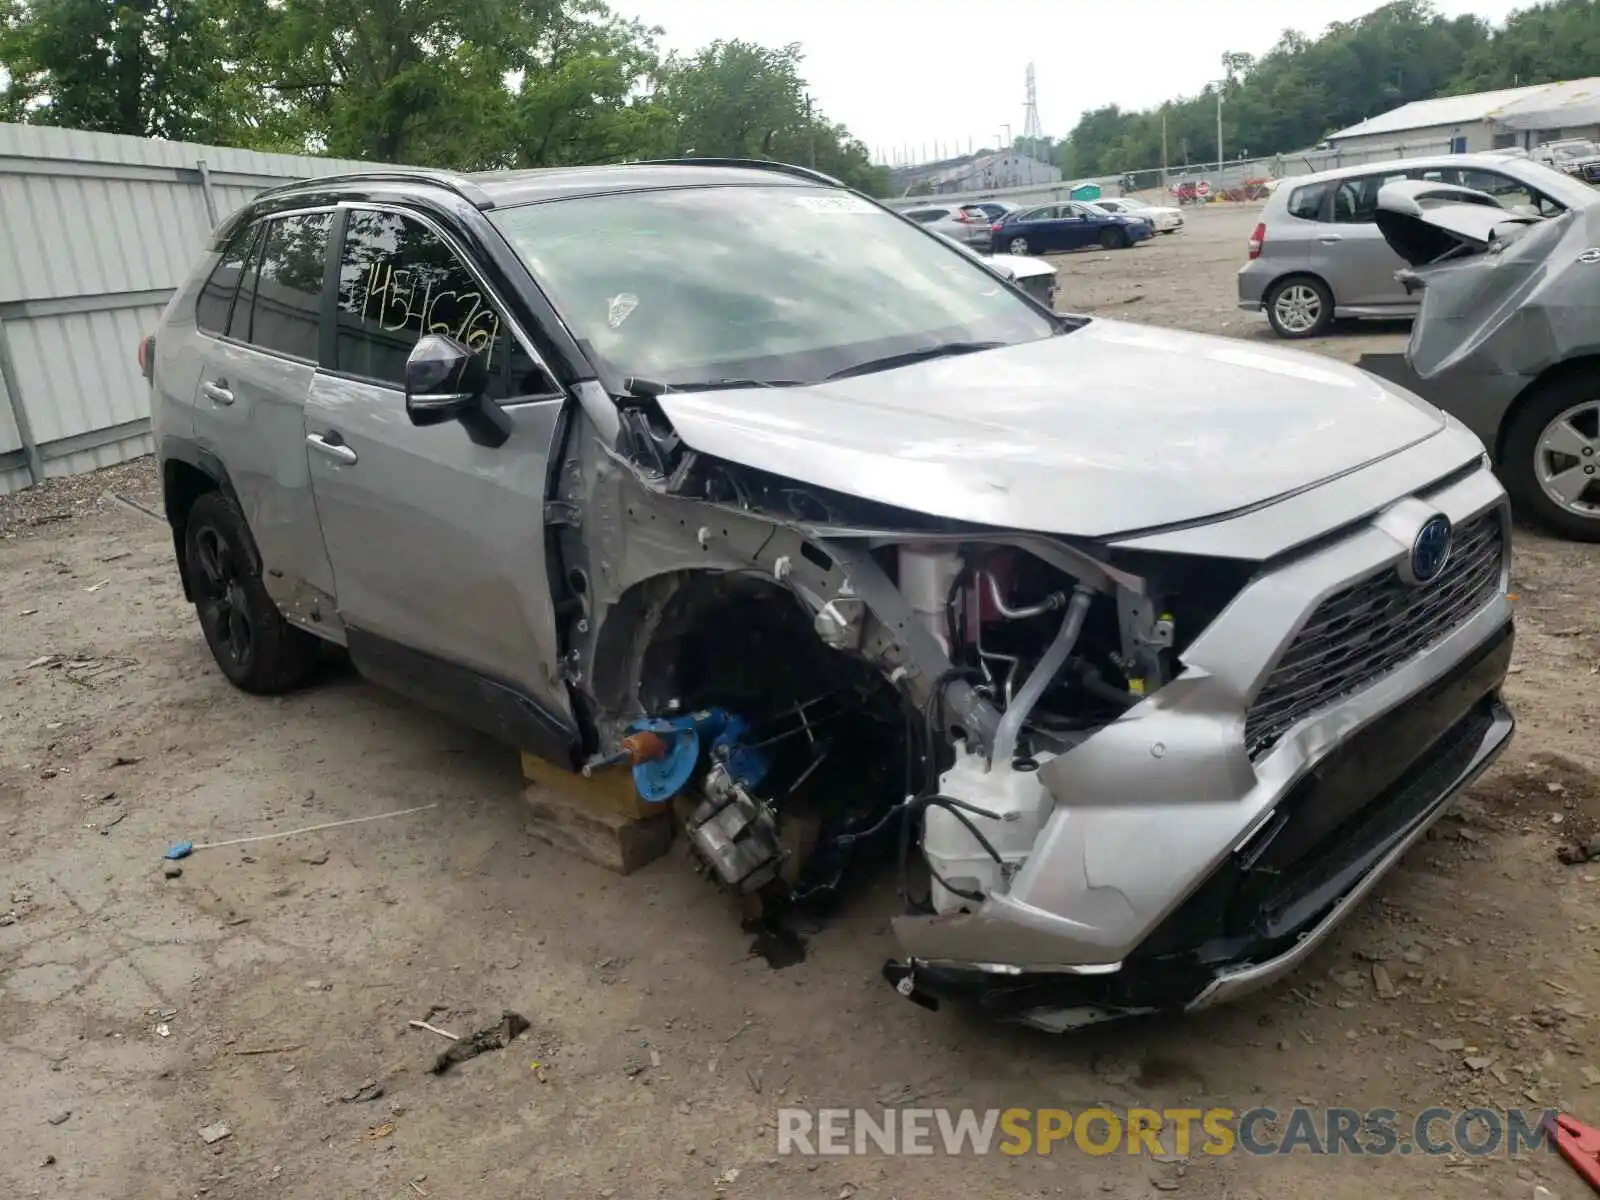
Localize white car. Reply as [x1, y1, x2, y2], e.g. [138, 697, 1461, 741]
[935, 232, 1058, 308]
[1091, 197, 1184, 233]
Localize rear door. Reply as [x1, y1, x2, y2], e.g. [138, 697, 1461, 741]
[1259, 180, 1326, 272]
[192, 209, 340, 619]
[302, 204, 573, 741]
[1318, 170, 1415, 310]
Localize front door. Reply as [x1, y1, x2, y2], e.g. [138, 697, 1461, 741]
[192, 210, 339, 616]
[302, 205, 574, 747]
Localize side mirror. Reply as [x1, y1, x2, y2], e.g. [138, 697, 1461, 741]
[405, 334, 490, 427]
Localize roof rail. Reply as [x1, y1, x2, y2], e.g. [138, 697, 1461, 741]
[257, 169, 497, 210]
[630, 157, 846, 188]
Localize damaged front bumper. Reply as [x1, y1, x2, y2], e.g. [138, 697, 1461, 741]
[888, 466, 1516, 1029]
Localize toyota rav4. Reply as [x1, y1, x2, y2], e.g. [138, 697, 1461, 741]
[144, 159, 1515, 1032]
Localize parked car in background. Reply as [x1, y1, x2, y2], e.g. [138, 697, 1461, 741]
[1090, 196, 1184, 233]
[965, 201, 1019, 224]
[935, 231, 1057, 308]
[1359, 177, 1600, 542]
[1530, 139, 1600, 184]
[901, 203, 995, 250]
[1236, 151, 1590, 338]
[991, 201, 1153, 254]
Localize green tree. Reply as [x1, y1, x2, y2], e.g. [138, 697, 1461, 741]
[654, 39, 887, 194]
[0, 0, 247, 141]
[508, 1, 676, 168]
[1062, 0, 1494, 174]
[1449, 0, 1600, 92]
[225, 0, 558, 166]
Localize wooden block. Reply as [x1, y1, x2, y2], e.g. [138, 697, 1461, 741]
[520, 785, 674, 875]
[520, 752, 656, 820]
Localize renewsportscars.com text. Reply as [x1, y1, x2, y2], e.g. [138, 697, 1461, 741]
[776, 1107, 1557, 1157]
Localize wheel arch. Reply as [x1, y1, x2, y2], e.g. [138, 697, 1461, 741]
[587, 568, 797, 722]
[1492, 353, 1600, 466]
[160, 437, 245, 603]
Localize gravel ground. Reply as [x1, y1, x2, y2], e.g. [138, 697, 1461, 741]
[2, 208, 1598, 1199]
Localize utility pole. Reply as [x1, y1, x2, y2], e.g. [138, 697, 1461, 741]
[804, 94, 816, 168]
[1161, 108, 1169, 195]
[1207, 80, 1226, 186]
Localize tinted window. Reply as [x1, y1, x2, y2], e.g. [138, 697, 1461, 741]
[905, 209, 949, 223]
[1331, 172, 1409, 223]
[490, 185, 1056, 387]
[228, 224, 264, 342]
[335, 209, 549, 400]
[1285, 182, 1328, 221]
[196, 222, 257, 335]
[245, 213, 333, 360]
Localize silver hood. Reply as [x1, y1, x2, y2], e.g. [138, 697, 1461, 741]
[655, 319, 1448, 537]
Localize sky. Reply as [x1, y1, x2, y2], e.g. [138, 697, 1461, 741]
[635, 0, 1524, 164]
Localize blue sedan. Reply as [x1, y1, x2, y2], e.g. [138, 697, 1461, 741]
[991, 201, 1154, 254]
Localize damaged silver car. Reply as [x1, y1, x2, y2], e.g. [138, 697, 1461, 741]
[1357, 177, 1600, 542]
[146, 159, 1516, 1032]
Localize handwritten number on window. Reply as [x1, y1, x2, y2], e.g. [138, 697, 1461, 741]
[361, 261, 502, 367]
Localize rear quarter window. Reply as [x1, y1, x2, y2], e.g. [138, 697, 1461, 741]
[1285, 182, 1328, 221]
[195, 222, 257, 335]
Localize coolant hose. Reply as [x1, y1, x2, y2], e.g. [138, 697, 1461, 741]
[990, 584, 1095, 766]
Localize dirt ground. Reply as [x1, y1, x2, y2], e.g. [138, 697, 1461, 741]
[3, 204, 1599, 1200]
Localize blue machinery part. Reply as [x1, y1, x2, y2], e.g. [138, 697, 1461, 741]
[627, 708, 770, 803]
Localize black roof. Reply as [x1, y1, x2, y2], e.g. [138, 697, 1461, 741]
[253, 158, 844, 212]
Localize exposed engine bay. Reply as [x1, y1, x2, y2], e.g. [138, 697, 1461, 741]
[552, 398, 1249, 941]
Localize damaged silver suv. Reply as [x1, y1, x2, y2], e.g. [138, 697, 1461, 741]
[145, 160, 1515, 1032]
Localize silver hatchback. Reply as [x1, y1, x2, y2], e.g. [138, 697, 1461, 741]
[1237, 152, 1591, 338]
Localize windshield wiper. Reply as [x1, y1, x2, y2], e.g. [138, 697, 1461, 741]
[823, 340, 1005, 382]
[669, 378, 808, 392]
[622, 376, 804, 397]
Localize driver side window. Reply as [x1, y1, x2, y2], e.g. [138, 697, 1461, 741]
[334, 208, 555, 401]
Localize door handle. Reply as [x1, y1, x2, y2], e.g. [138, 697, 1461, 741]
[1318, 234, 1343, 244]
[306, 432, 357, 465]
[201, 381, 234, 406]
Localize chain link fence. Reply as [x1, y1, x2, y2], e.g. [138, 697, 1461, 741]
[1114, 138, 1457, 205]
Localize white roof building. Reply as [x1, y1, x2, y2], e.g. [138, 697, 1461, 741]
[1327, 78, 1600, 154]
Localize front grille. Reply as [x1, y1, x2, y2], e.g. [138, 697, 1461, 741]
[1244, 510, 1505, 757]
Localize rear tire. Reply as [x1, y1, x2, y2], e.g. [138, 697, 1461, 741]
[1007, 236, 1031, 255]
[184, 491, 322, 693]
[1501, 373, 1600, 543]
[1264, 275, 1334, 339]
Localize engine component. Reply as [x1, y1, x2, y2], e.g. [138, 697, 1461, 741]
[897, 546, 964, 655]
[580, 729, 668, 777]
[619, 708, 769, 803]
[923, 744, 1057, 912]
[814, 584, 866, 651]
[991, 584, 1096, 765]
[687, 762, 786, 891]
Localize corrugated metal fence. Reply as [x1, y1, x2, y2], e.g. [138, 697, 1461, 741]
[0, 123, 394, 495]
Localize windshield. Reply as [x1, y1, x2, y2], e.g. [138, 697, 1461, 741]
[489, 184, 1057, 388]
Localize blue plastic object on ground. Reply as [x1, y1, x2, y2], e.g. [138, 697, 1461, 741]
[627, 708, 768, 803]
[164, 841, 194, 860]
